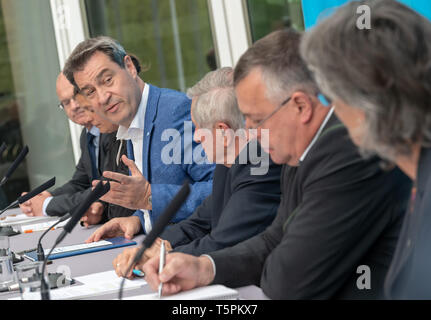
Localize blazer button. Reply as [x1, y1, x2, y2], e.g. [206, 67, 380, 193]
[406, 239, 411, 248]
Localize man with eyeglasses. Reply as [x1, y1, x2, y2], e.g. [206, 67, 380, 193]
[141, 29, 411, 300]
[19, 72, 109, 218]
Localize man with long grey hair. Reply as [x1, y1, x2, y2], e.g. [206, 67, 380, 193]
[301, 0, 431, 299]
[106, 67, 281, 278]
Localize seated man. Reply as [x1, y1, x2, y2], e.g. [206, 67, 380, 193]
[300, 0, 431, 299]
[142, 29, 412, 300]
[86, 68, 282, 278]
[63, 36, 215, 233]
[19, 73, 109, 219]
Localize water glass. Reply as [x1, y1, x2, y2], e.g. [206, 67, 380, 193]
[0, 236, 15, 289]
[15, 261, 49, 300]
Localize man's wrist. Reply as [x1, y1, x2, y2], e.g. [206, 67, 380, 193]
[198, 255, 216, 286]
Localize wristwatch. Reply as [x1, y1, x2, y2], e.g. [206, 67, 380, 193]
[148, 195, 152, 206]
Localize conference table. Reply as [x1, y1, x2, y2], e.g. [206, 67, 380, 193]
[0, 208, 267, 300]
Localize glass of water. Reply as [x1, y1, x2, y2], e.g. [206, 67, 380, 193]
[0, 236, 15, 290]
[15, 261, 49, 300]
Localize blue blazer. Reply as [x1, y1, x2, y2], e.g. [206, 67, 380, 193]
[133, 84, 215, 231]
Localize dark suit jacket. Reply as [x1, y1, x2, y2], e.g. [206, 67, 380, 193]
[384, 147, 431, 299]
[100, 137, 135, 222]
[46, 129, 114, 216]
[209, 115, 412, 299]
[160, 141, 282, 256]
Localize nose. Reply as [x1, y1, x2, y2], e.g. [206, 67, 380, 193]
[70, 98, 80, 111]
[97, 87, 112, 107]
[245, 118, 253, 130]
[193, 129, 201, 144]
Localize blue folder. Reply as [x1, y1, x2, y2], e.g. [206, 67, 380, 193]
[24, 237, 137, 261]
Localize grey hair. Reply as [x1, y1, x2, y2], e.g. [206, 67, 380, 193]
[234, 29, 319, 105]
[187, 67, 245, 131]
[63, 36, 127, 86]
[301, 0, 431, 161]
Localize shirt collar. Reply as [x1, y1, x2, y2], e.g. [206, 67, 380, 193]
[299, 107, 334, 162]
[117, 83, 149, 140]
[87, 126, 100, 137]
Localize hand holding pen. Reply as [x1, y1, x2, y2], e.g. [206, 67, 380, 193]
[158, 240, 166, 299]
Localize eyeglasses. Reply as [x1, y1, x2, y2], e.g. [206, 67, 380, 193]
[58, 96, 78, 110]
[250, 96, 291, 130]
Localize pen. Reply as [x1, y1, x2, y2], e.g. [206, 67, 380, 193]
[158, 240, 166, 299]
[132, 269, 145, 277]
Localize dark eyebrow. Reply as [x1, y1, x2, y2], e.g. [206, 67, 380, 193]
[79, 69, 112, 92]
[95, 68, 112, 83]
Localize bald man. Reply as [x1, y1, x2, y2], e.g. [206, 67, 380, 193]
[19, 73, 111, 222]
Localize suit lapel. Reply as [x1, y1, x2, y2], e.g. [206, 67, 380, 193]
[141, 84, 160, 182]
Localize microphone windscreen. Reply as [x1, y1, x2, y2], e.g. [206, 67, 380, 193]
[63, 181, 110, 234]
[142, 181, 190, 249]
[18, 177, 56, 204]
[3, 146, 29, 180]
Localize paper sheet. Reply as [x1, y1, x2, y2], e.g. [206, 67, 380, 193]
[123, 285, 239, 300]
[9, 270, 147, 300]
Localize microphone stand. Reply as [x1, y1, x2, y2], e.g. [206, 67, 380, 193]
[36, 214, 71, 261]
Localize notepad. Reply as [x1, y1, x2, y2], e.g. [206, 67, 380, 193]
[24, 237, 137, 261]
[0, 214, 57, 227]
[9, 270, 147, 300]
[123, 285, 239, 300]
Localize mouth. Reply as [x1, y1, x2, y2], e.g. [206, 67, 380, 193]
[106, 102, 120, 114]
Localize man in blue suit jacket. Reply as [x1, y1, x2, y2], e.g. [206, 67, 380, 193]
[64, 36, 215, 235]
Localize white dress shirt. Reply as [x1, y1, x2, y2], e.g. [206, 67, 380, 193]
[116, 83, 152, 233]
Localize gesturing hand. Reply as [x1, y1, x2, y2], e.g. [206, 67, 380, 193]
[92, 155, 152, 210]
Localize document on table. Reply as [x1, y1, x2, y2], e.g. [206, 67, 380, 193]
[12, 218, 70, 233]
[123, 285, 239, 300]
[0, 214, 57, 227]
[9, 270, 147, 300]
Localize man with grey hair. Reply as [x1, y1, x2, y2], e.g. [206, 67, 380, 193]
[300, 0, 431, 299]
[142, 29, 411, 299]
[63, 36, 215, 237]
[92, 68, 282, 278]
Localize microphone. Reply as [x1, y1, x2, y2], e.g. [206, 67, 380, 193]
[0, 142, 6, 159]
[0, 145, 29, 187]
[36, 213, 71, 261]
[0, 177, 56, 217]
[41, 180, 110, 300]
[118, 180, 190, 300]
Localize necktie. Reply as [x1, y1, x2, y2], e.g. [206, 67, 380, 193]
[126, 140, 135, 176]
[87, 132, 99, 180]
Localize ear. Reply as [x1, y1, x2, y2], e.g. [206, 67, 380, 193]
[124, 55, 137, 79]
[291, 92, 313, 124]
[214, 122, 232, 147]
